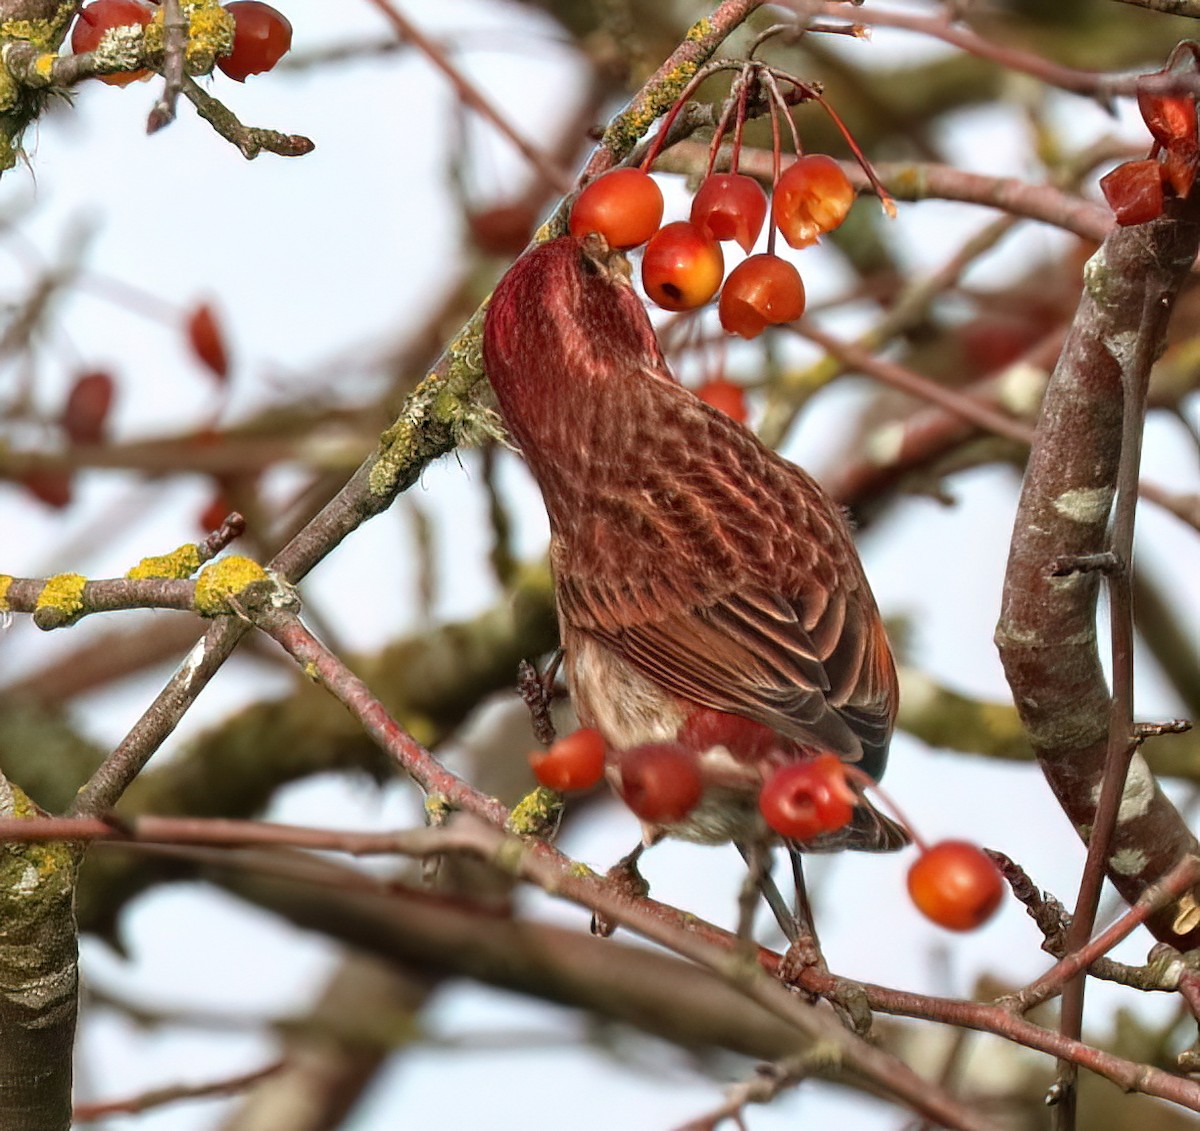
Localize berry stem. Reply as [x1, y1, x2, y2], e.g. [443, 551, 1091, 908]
[809, 87, 898, 219]
[766, 89, 782, 257]
[639, 61, 734, 173]
[730, 68, 751, 174]
[706, 73, 743, 178]
[763, 70, 803, 157]
[843, 765, 924, 852]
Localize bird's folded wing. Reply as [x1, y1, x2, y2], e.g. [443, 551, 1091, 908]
[561, 582, 894, 765]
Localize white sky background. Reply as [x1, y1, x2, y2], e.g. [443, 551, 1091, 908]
[1, 3, 1198, 1129]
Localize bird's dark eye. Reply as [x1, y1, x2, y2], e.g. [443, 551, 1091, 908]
[578, 251, 601, 277]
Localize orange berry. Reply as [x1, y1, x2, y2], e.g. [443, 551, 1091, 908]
[616, 743, 703, 823]
[569, 169, 664, 250]
[759, 754, 855, 841]
[718, 254, 805, 339]
[773, 155, 855, 249]
[690, 173, 768, 253]
[907, 840, 1004, 931]
[641, 222, 724, 312]
[217, 2, 293, 82]
[529, 727, 606, 791]
[694, 378, 749, 424]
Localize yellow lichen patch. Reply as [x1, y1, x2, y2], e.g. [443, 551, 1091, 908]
[0, 574, 11, 612]
[1, 10, 75, 50]
[126, 544, 203, 581]
[193, 555, 268, 616]
[506, 786, 562, 839]
[890, 163, 930, 200]
[144, 0, 234, 74]
[424, 794, 451, 823]
[34, 572, 87, 629]
[33, 51, 56, 81]
[0, 776, 81, 928]
[184, 5, 235, 69]
[368, 417, 416, 497]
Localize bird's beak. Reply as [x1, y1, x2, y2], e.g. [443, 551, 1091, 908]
[580, 232, 633, 286]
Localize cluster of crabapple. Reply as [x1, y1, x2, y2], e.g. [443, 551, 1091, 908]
[528, 724, 1005, 934]
[569, 155, 855, 340]
[70, 0, 292, 86]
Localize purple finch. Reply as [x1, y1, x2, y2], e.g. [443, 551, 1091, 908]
[483, 233, 904, 853]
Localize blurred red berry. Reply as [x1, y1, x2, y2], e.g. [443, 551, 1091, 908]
[217, 1, 293, 82]
[773, 155, 855, 249]
[71, 0, 154, 85]
[198, 491, 232, 535]
[529, 727, 606, 791]
[615, 743, 703, 824]
[641, 222, 724, 312]
[758, 755, 856, 841]
[569, 169, 664, 251]
[694, 378, 750, 424]
[907, 840, 1004, 931]
[186, 302, 230, 381]
[690, 173, 769, 253]
[62, 371, 116, 445]
[718, 254, 805, 339]
[21, 469, 73, 509]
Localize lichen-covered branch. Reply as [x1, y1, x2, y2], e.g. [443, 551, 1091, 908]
[0, 0, 312, 167]
[0, 771, 78, 1131]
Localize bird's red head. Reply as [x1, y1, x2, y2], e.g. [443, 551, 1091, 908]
[482, 234, 669, 453]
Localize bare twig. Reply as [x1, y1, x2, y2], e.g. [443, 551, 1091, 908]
[73, 1062, 284, 1121]
[360, 0, 573, 195]
[146, 0, 187, 133]
[180, 76, 314, 159]
[3, 809, 1196, 1115]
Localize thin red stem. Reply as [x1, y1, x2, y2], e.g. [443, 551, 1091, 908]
[730, 70, 751, 172]
[640, 61, 738, 172]
[810, 89, 897, 217]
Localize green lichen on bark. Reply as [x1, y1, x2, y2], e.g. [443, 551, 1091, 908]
[369, 304, 493, 499]
[143, 0, 234, 75]
[0, 772, 79, 1131]
[506, 786, 562, 839]
[0, 1, 76, 170]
